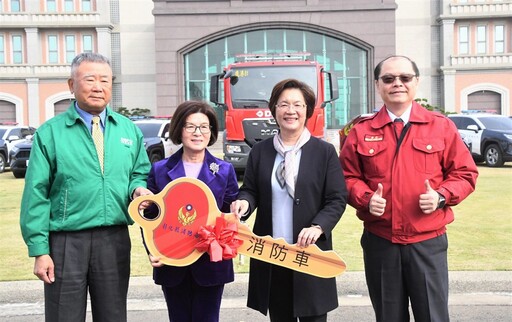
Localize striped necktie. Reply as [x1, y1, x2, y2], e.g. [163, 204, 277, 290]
[91, 116, 104, 173]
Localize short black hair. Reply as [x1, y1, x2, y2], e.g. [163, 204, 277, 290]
[374, 55, 420, 80]
[168, 100, 219, 146]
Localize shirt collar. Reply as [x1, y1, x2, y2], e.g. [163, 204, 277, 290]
[386, 104, 412, 124]
[75, 102, 107, 129]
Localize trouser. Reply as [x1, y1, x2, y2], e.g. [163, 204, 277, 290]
[269, 265, 327, 322]
[161, 270, 224, 322]
[44, 225, 131, 322]
[361, 230, 449, 322]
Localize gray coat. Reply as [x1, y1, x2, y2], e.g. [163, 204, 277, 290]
[238, 136, 348, 316]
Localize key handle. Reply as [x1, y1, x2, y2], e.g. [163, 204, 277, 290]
[129, 177, 347, 277]
[129, 178, 218, 266]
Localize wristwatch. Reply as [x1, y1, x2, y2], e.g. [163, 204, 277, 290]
[437, 193, 446, 209]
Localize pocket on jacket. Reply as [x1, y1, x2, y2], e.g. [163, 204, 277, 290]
[58, 178, 71, 222]
[356, 142, 389, 178]
[412, 138, 444, 174]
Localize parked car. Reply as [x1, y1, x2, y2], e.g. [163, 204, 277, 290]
[0, 142, 7, 173]
[0, 124, 37, 173]
[133, 118, 181, 163]
[338, 112, 474, 157]
[448, 114, 512, 167]
[9, 138, 33, 178]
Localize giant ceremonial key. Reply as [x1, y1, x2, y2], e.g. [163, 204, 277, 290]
[128, 177, 346, 278]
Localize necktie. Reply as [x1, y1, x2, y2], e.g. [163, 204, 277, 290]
[394, 118, 405, 139]
[91, 116, 104, 173]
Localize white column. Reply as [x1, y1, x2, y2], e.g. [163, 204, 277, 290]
[26, 78, 40, 126]
[440, 19, 455, 68]
[25, 27, 40, 65]
[96, 27, 112, 58]
[443, 69, 457, 113]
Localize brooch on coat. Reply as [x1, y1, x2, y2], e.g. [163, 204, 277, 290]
[209, 162, 220, 175]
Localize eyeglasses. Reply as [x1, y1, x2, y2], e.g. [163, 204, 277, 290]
[379, 74, 417, 84]
[276, 102, 306, 110]
[183, 123, 212, 134]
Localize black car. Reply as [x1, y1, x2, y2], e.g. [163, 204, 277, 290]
[0, 140, 7, 173]
[0, 124, 36, 173]
[9, 138, 33, 178]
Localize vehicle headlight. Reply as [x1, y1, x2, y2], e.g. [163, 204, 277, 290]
[226, 145, 242, 154]
[504, 134, 512, 141]
[10, 146, 19, 156]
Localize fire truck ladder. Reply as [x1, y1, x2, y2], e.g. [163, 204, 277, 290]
[235, 52, 311, 62]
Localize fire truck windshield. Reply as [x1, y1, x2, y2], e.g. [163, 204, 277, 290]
[229, 65, 318, 109]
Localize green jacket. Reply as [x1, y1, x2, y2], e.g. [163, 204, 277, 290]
[20, 104, 151, 257]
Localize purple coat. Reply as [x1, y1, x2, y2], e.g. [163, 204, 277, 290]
[145, 148, 239, 287]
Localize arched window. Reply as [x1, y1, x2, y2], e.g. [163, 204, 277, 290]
[183, 28, 370, 129]
[468, 90, 501, 114]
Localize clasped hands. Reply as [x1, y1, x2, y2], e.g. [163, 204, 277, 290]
[368, 180, 441, 216]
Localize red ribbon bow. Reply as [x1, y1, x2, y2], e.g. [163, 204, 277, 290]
[195, 216, 243, 262]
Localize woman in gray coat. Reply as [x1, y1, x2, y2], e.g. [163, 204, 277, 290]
[231, 79, 348, 321]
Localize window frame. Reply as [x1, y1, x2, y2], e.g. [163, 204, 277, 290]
[476, 25, 487, 55]
[65, 34, 76, 63]
[10, 0, 21, 12]
[82, 34, 93, 53]
[47, 34, 59, 63]
[12, 34, 23, 64]
[494, 24, 505, 54]
[0, 35, 4, 64]
[46, 0, 57, 12]
[458, 25, 470, 55]
[64, 0, 74, 12]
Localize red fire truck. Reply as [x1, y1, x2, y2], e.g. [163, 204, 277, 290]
[210, 53, 338, 173]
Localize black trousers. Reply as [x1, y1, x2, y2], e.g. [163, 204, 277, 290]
[161, 270, 225, 322]
[268, 265, 327, 322]
[361, 230, 449, 322]
[44, 225, 131, 322]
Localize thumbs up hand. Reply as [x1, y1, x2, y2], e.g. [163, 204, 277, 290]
[369, 183, 386, 216]
[419, 180, 439, 214]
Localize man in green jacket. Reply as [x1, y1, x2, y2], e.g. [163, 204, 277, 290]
[20, 52, 152, 322]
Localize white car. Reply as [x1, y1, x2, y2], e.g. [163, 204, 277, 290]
[448, 114, 512, 167]
[133, 118, 181, 163]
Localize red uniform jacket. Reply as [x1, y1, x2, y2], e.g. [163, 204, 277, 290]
[340, 102, 478, 244]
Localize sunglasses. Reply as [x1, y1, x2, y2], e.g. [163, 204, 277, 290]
[379, 74, 417, 84]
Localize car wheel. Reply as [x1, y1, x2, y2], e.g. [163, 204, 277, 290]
[150, 153, 163, 164]
[0, 154, 5, 173]
[484, 144, 504, 167]
[13, 170, 25, 178]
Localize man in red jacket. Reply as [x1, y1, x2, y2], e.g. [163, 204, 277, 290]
[340, 55, 478, 322]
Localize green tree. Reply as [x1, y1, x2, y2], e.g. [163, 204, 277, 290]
[116, 107, 151, 117]
[130, 108, 151, 116]
[117, 107, 131, 116]
[415, 98, 447, 114]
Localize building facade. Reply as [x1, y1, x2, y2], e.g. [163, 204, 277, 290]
[439, 0, 511, 115]
[152, 0, 397, 129]
[0, 0, 156, 126]
[0, 0, 510, 128]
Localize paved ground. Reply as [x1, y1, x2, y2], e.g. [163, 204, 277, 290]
[1, 271, 510, 321]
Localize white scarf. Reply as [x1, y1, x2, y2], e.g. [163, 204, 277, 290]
[273, 128, 311, 198]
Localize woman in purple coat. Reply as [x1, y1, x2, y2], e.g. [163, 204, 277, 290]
[143, 101, 239, 322]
